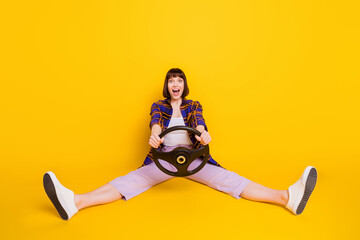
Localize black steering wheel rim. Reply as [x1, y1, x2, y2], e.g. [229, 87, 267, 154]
[152, 126, 210, 177]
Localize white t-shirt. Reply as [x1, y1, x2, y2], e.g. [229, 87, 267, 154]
[163, 116, 193, 146]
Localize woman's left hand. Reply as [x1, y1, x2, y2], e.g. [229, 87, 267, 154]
[195, 130, 211, 145]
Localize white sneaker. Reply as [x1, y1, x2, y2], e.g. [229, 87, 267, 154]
[286, 166, 317, 215]
[43, 171, 78, 220]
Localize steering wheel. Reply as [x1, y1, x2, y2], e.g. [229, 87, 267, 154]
[152, 126, 210, 177]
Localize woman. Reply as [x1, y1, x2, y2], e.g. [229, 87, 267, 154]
[43, 68, 317, 220]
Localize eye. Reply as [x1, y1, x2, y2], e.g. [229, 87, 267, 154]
[178, 79, 183, 83]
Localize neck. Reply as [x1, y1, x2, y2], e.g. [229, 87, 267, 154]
[170, 98, 182, 106]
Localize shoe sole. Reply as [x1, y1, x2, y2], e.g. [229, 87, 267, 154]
[296, 168, 317, 215]
[43, 173, 69, 220]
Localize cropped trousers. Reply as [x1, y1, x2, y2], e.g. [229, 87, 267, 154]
[109, 144, 251, 200]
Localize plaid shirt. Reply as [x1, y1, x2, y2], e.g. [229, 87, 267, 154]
[141, 98, 221, 167]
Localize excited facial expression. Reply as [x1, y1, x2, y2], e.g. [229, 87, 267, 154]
[168, 76, 184, 100]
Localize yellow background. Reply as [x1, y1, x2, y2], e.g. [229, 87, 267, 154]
[1, 0, 359, 239]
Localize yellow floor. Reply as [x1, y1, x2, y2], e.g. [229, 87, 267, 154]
[2, 156, 359, 240]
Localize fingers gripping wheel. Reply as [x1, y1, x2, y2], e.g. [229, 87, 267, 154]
[152, 126, 210, 177]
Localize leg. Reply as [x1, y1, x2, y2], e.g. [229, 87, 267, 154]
[73, 146, 183, 211]
[44, 162, 174, 220]
[73, 146, 181, 211]
[186, 159, 288, 206]
[186, 160, 252, 199]
[187, 160, 316, 215]
[75, 161, 174, 210]
[74, 183, 122, 210]
[241, 166, 317, 215]
[240, 182, 289, 206]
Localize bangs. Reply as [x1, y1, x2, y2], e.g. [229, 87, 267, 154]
[167, 71, 185, 80]
[168, 73, 184, 79]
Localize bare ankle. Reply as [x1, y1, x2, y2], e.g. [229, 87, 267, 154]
[281, 190, 289, 206]
[74, 194, 82, 210]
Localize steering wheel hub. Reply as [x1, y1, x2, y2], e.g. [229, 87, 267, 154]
[176, 155, 186, 164]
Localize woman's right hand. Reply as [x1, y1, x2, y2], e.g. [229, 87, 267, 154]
[149, 134, 164, 148]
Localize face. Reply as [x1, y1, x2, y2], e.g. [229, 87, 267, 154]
[168, 76, 184, 100]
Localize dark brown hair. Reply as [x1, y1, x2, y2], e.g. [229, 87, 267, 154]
[162, 68, 189, 99]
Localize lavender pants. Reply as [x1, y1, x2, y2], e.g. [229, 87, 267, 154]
[109, 144, 251, 200]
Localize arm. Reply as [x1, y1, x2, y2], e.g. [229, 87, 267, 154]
[194, 101, 211, 145]
[149, 124, 164, 148]
[148, 103, 164, 148]
[196, 125, 205, 133]
[195, 125, 211, 145]
[151, 124, 162, 136]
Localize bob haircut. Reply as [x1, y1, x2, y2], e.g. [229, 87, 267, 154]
[163, 68, 190, 99]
